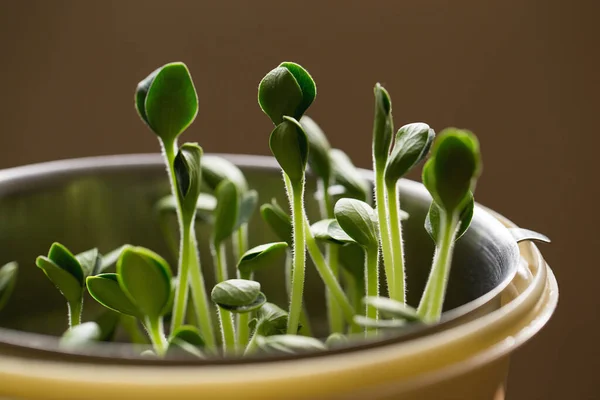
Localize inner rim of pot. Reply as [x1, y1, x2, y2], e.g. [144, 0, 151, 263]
[0, 154, 520, 365]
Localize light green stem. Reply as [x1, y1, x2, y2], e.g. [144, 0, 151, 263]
[233, 224, 249, 265]
[244, 329, 261, 356]
[284, 251, 313, 337]
[417, 212, 458, 322]
[188, 229, 217, 351]
[170, 217, 192, 332]
[214, 242, 228, 283]
[68, 298, 83, 328]
[374, 169, 395, 299]
[386, 181, 406, 303]
[287, 179, 306, 335]
[145, 317, 167, 357]
[365, 245, 380, 329]
[218, 308, 236, 355]
[237, 312, 250, 349]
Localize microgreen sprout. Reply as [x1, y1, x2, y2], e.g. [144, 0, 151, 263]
[0, 262, 18, 312]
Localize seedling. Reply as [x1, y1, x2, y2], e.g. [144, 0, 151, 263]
[0, 262, 18, 312]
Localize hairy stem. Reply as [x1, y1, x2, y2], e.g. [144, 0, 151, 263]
[68, 298, 83, 328]
[284, 250, 313, 337]
[145, 317, 167, 357]
[386, 181, 406, 303]
[365, 245, 380, 329]
[237, 312, 250, 349]
[170, 217, 192, 332]
[217, 307, 236, 355]
[374, 168, 395, 299]
[417, 211, 459, 322]
[287, 179, 306, 335]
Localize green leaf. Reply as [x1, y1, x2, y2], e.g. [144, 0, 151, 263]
[353, 315, 407, 329]
[255, 302, 288, 336]
[260, 199, 292, 246]
[0, 262, 18, 311]
[217, 292, 266, 314]
[174, 143, 204, 216]
[168, 325, 206, 358]
[97, 245, 129, 274]
[75, 248, 99, 278]
[299, 116, 331, 182]
[36, 256, 83, 304]
[213, 180, 240, 246]
[211, 279, 261, 308]
[509, 228, 551, 244]
[48, 242, 84, 285]
[117, 247, 173, 319]
[385, 123, 435, 184]
[330, 149, 370, 202]
[237, 242, 288, 278]
[258, 62, 316, 125]
[256, 334, 326, 354]
[311, 219, 355, 245]
[235, 190, 259, 230]
[93, 309, 120, 341]
[422, 128, 482, 213]
[325, 333, 349, 349]
[86, 274, 140, 317]
[269, 116, 309, 184]
[334, 198, 379, 248]
[362, 296, 420, 321]
[60, 322, 101, 349]
[136, 62, 198, 143]
[372, 83, 393, 165]
[425, 193, 474, 244]
[201, 155, 248, 192]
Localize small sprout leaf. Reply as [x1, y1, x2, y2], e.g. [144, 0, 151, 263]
[372, 83, 394, 164]
[97, 244, 130, 274]
[509, 228, 551, 244]
[117, 247, 173, 319]
[174, 143, 203, 215]
[334, 198, 379, 248]
[218, 292, 267, 314]
[385, 123, 435, 184]
[330, 149, 370, 202]
[311, 219, 355, 245]
[325, 333, 349, 349]
[269, 116, 309, 183]
[235, 190, 259, 230]
[256, 334, 326, 355]
[422, 128, 481, 213]
[260, 199, 292, 245]
[213, 180, 240, 246]
[299, 116, 331, 182]
[237, 242, 288, 277]
[279, 62, 316, 119]
[255, 302, 288, 336]
[136, 62, 198, 143]
[0, 262, 18, 311]
[211, 279, 261, 308]
[75, 248, 100, 278]
[201, 155, 248, 192]
[86, 274, 140, 317]
[353, 315, 407, 329]
[425, 194, 474, 244]
[362, 296, 420, 321]
[48, 242, 84, 285]
[36, 256, 82, 304]
[60, 322, 101, 349]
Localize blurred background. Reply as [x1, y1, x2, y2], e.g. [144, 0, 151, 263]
[0, 0, 597, 398]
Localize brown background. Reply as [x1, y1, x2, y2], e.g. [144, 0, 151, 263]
[0, 1, 598, 398]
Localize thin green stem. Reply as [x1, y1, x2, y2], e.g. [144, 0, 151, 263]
[68, 298, 83, 328]
[386, 181, 406, 303]
[244, 329, 261, 356]
[233, 224, 249, 266]
[217, 307, 236, 355]
[417, 212, 459, 322]
[145, 317, 167, 357]
[341, 269, 363, 334]
[214, 242, 228, 283]
[365, 245, 380, 328]
[374, 168, 395, 299]
[283, 250, 313, 337]
[188, 228, 217, 351]
[170, 217, 192, 332]
[287, 179, 306, 335]
[237, 312, 250, 349]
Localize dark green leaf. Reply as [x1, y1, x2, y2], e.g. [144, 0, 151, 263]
[75, 248, 99, 278]
[237, 242, 288, 278]
[217, 292, 266, 314]
[60, 322, 101, 349]
[299, 116, 331, 182]
[260, 199, 292, 246]
[372, 83, 393, 165]
[330, 149, 370, 202]
[385, 123, 435, 184]
[362, 296, 420, 321]
[136, 62, 198, 143]
[174, 143, 203, 216]
[325, 333, 349, 349]
[117, 247, 173, 318]
[422, 128, 481, 213]
[258, 66, 303, 125]
[0, 262, 18, 311]
[269, 116, 309, 183]
[211, 279, 261, 307]
[255, 302, 288, 336]
[425, 193, 474, 244]
[311, 219, 355, 245]
[353, 315, 407, 329]
[509, 228, 551, 244]
[279, 62, 316, 119]
[97, 244, 129, 274]
[48, 242, 84, 285]
[86, 274, 140, 317]
[201, 155, 248, 192]
[36, 256, 82, 304]
[256, 334, 326, 354]
[213, 180, 240, 246]
[334, 198, 378, 248]
[235, 190, 258, 230]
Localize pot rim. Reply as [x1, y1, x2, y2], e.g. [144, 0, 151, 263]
[0, 153, 520, 365]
